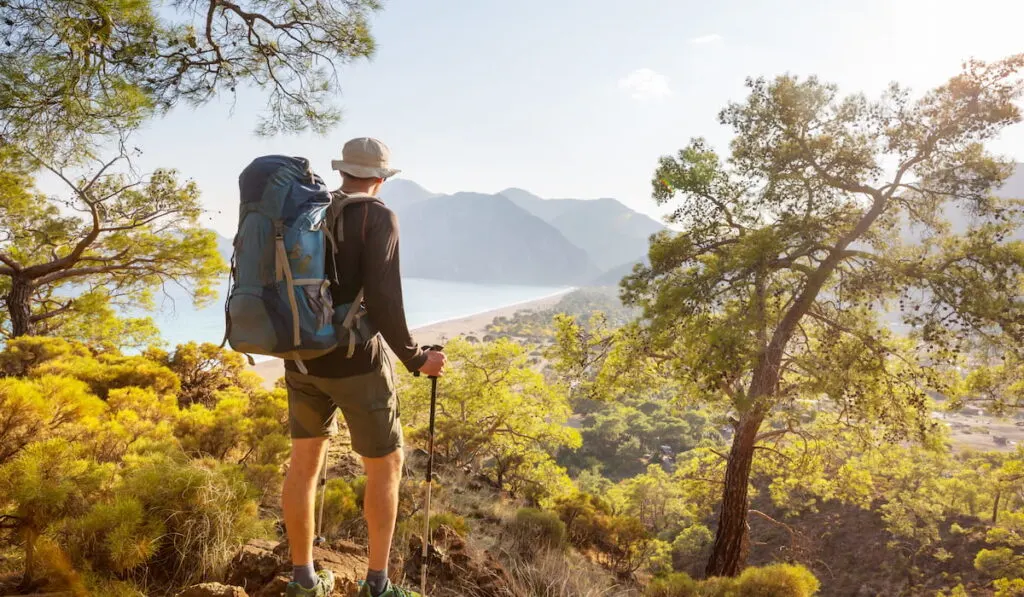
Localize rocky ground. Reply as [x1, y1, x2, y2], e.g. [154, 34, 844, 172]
[173, 525, 512, 597]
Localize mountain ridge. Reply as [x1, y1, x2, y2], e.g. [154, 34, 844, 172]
[392, 191, 600, 285]
[381, 180, 659, 285]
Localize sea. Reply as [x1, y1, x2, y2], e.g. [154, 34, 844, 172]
[143, 278, 571, 352]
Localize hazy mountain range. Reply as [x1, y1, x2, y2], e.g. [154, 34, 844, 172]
[380, 181, 664, 285]
[215, 164, 1024, 287]
[216, 179, 664, 286]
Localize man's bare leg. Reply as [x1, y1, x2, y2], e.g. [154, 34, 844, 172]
[283, 437, 328, 587]
[362, 448, 404, 594]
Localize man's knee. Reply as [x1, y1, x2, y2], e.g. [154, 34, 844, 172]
[287, 437, 328, 481]
[363, 447, 404, 479]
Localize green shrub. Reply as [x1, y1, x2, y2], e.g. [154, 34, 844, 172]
[322, 478, 361, 536]
[0, 376, 102, 466]
[698, 576, 739, 596]
[0, 439, 112, 585]
[994, 578, 1024, 597]
[397, 511, 471, 547]
[119, 455, 269, 585]
[71, 497, 162, 574]
[35, 352, 180, 399]
[646, 572, 698, 597]
[0, 336, 90, 377]
[512, 508, 566, 550]
[736, 563, 820, 597]
[430, 512, 470, 538]
[350, 475, 368, 505]
[553, 491, 613, 549]
[672, 524, 715, 575]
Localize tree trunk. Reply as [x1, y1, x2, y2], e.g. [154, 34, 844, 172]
[19, 526, 37, 591]
[993, 490, 1001, 525]
[6, 278, 33, 337]
[705, 411, 764, 577]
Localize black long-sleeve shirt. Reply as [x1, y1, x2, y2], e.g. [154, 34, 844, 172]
[285, 191, 426, 378]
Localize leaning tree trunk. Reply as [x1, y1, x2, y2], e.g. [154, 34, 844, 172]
[5, 278, 33, 337]
[19, 526, 37, 591]
[705, 409, 766, 577]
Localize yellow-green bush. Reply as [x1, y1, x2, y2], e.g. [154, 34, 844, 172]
[0, 338, 278, 592]
[176, 390, 253, 459]
[0, 336, 90, 377]
[511, 507, 567, 550]
[645, 565, 818, 597]
[735, 564, 819, 597]
[0, 439, 113, 585]
[91, 386, 179, 462]
[430, 512, 470, 538]
[553, 491, 613, 549]
[646, 573, 699, 597]
[34, 352, 180, 399]
[117, 455, 270, 585]
[155, 341, 262, 407]
[0, 377, 56, 465]
[994, 578, 1024, 597]
[672, 524, 715, 574]
[70, 497, 162, 574]
[397, 511, 471, 545]
[322, 478, 362, 536]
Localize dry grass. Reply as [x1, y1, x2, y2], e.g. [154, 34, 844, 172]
[499, 548, 640, 597]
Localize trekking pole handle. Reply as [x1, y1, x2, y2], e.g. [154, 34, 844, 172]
[412, 344, 445, 379]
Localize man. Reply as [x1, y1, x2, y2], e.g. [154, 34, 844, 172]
[283, 137, 446, 597]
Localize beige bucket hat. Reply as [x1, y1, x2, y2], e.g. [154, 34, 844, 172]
[331, 137, 401, 179]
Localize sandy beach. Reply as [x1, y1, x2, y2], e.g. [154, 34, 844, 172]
[249, 290, 571, 385]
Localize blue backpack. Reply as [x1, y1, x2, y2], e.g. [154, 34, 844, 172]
[222, 156, 341, 370]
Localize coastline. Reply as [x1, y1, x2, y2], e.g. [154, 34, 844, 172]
[249, 288, 573, 385]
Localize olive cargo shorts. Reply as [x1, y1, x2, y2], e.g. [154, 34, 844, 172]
[284, 354, 403, 458]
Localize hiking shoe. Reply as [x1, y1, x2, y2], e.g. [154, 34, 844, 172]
[286, 569, 335, 596]
[357, 579, 422, 597]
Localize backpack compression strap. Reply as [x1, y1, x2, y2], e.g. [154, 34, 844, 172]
[272, 221, 311, 373]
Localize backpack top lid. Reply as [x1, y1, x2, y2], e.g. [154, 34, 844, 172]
[239, 155, 324, 205]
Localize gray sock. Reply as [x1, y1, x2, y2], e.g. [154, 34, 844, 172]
[366, 569, 389, 596]
[293, 564, 317, 590]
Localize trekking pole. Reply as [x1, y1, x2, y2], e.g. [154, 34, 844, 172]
[413, 345, 443, 596]
[314, 446, 329, 547]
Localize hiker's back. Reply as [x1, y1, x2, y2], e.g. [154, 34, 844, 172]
[290, 192, 400, 378]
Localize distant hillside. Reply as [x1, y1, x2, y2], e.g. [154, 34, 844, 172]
[379, 178, 438, 212]
[591, 256, 647, 287]
[501, 188, 663, 271]
[395, 192, 600, 285]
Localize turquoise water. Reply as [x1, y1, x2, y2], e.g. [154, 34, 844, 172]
[145, 278, 570, 350]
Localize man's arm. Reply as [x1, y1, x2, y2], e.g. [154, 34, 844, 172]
[362, 206, 427, 372]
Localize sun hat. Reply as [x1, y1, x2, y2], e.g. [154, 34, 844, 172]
[330, 137, 401, 179]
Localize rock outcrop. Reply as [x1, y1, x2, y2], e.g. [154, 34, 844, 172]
[174, 583, 249, 597]
[221, 538, 368, 596]
[219, 532, 511, 596]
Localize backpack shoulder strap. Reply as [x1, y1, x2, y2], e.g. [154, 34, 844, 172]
[330, 192, 384, 242]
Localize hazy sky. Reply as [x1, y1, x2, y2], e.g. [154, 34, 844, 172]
[121, 0, 1024, 236]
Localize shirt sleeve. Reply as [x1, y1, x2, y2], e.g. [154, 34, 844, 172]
[361, 206, 426, 372]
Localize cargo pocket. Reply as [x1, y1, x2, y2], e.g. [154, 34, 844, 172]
[302, 282, 334, 329]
